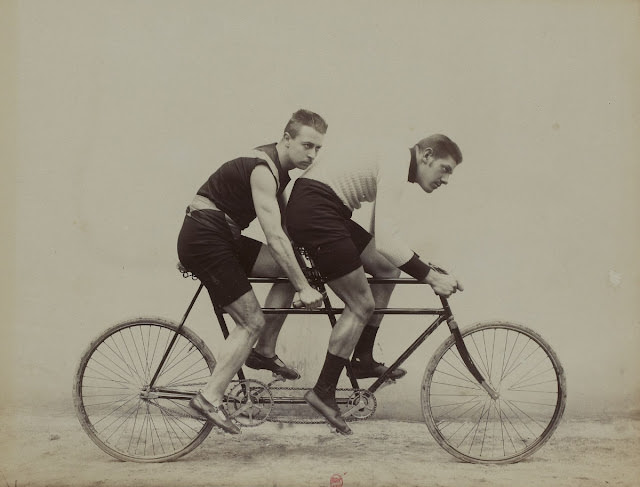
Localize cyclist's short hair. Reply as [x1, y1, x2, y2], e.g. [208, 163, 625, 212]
[415, 134, 463, 164]
[284, 109, 328, 138]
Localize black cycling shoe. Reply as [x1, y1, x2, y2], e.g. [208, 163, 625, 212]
[304, 389, 352, 435]
[245, 349, 301, 380]
[350, 358, 407, 380]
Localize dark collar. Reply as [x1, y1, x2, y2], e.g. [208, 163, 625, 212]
[408, 147, 417, 183]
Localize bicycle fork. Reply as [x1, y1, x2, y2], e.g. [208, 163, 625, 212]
[440, 297, 499, 400]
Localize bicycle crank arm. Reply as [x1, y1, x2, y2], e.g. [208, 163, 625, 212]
[341, 404, 363, 419]
[228, 401, 259, 418]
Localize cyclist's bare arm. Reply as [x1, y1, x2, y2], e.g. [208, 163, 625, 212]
[250, 165, 323, 308]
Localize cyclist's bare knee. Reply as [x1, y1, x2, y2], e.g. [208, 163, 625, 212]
[241, 314, 266, 338]
[376, 265, 400, 279]
[329, 267, 375, 322]
[341, 287, 375, 325]
[224, 291, 266, 337]
[352, 293, 375, 323]
[361, 238, 401, 278]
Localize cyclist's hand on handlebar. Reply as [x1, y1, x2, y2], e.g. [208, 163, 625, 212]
[425, 271, 464, 297]
[293, 286, 324, 309]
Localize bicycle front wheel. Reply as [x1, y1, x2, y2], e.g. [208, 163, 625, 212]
[421, 321, 566, 464]
[73, 317, 216, 462]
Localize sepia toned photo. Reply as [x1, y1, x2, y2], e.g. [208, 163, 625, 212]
[1, 1, 639, 486]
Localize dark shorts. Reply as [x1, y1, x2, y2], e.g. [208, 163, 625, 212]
[177, 209, 262, 307]
[286, 178, 372, 281]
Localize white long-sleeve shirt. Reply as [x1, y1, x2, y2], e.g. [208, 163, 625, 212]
[300, 146, 418, 270]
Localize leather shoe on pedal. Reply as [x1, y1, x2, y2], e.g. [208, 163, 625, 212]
[304, 390, 352, 435]
[350, 358, 407, 380]
[245, 349, 301, 380]
[189, 392, 241, 434]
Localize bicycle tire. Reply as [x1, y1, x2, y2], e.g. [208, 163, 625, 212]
[73, 317, 216, 462]
[421, 321, 566, 464]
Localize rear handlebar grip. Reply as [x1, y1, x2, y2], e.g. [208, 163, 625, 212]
[292, 292, 304, 309]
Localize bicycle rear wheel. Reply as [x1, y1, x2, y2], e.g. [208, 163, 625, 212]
[73, 317, 216, 462]
[421, 321, 566, 464]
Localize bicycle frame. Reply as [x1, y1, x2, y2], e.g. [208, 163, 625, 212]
[75, 258, 564, 464]
[148, 276, 497, 401]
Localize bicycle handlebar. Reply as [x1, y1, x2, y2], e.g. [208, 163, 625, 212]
[290, 262, 453, 309]
[429, 263, 458, 310]
[292, 294, 303, 309]
[292, 291, 328, 309]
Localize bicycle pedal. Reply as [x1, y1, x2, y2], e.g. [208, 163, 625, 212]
[269, 374, 286, 385]
[323, 422, 337, 433]
[377, 379, 396, 390]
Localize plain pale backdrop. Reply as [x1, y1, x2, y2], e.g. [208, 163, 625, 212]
[2, 0, 639, 421]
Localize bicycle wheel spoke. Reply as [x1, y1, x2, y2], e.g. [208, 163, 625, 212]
[493, 401, 515, 456]
[161, 348, 211, 387]
[508, 360, 553, 390]
[155, 337, 198, 385]
[105, 334, 145, 386]
[102, 398, 145, 440]
[165, 365, 212, 387]
[129, 327, 151, 384]
[86, 357, 137, 388]
[439, 355, 483, 388]
[116, 330, 148, 385]
[470, 333, 491, 380]
[94, 345, 141, 385]
[502, 339, 538, 381]
[501, 395, 549, 432]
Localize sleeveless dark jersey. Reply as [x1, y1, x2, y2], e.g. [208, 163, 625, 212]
[196, 143, 290, 229]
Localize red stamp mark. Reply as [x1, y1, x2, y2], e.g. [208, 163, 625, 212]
[330, 473, 344, 487]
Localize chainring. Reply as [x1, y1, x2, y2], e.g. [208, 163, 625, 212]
[344, 389, 377, 420]
[224, 379, 274, 427]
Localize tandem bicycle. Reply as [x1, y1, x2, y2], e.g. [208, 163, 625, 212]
[73, 247, 566, 464]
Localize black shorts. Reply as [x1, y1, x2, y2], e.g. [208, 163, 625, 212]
[177, 209, 262, 307]
[286, 178, 372, 281]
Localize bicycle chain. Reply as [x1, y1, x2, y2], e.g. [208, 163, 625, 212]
[142, 383, 378, 426]
[263, 385, 377, 424]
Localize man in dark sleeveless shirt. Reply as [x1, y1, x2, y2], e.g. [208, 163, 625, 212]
[177, 109, 327, 434]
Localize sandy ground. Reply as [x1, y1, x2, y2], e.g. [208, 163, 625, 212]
[1, 412, 639, 487]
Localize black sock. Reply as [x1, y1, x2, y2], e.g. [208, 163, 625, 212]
[353, 326, 378, 363]
[313, 352, 348, 401]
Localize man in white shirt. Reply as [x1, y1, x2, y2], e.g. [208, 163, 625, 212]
[285, 134, 464, 434]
